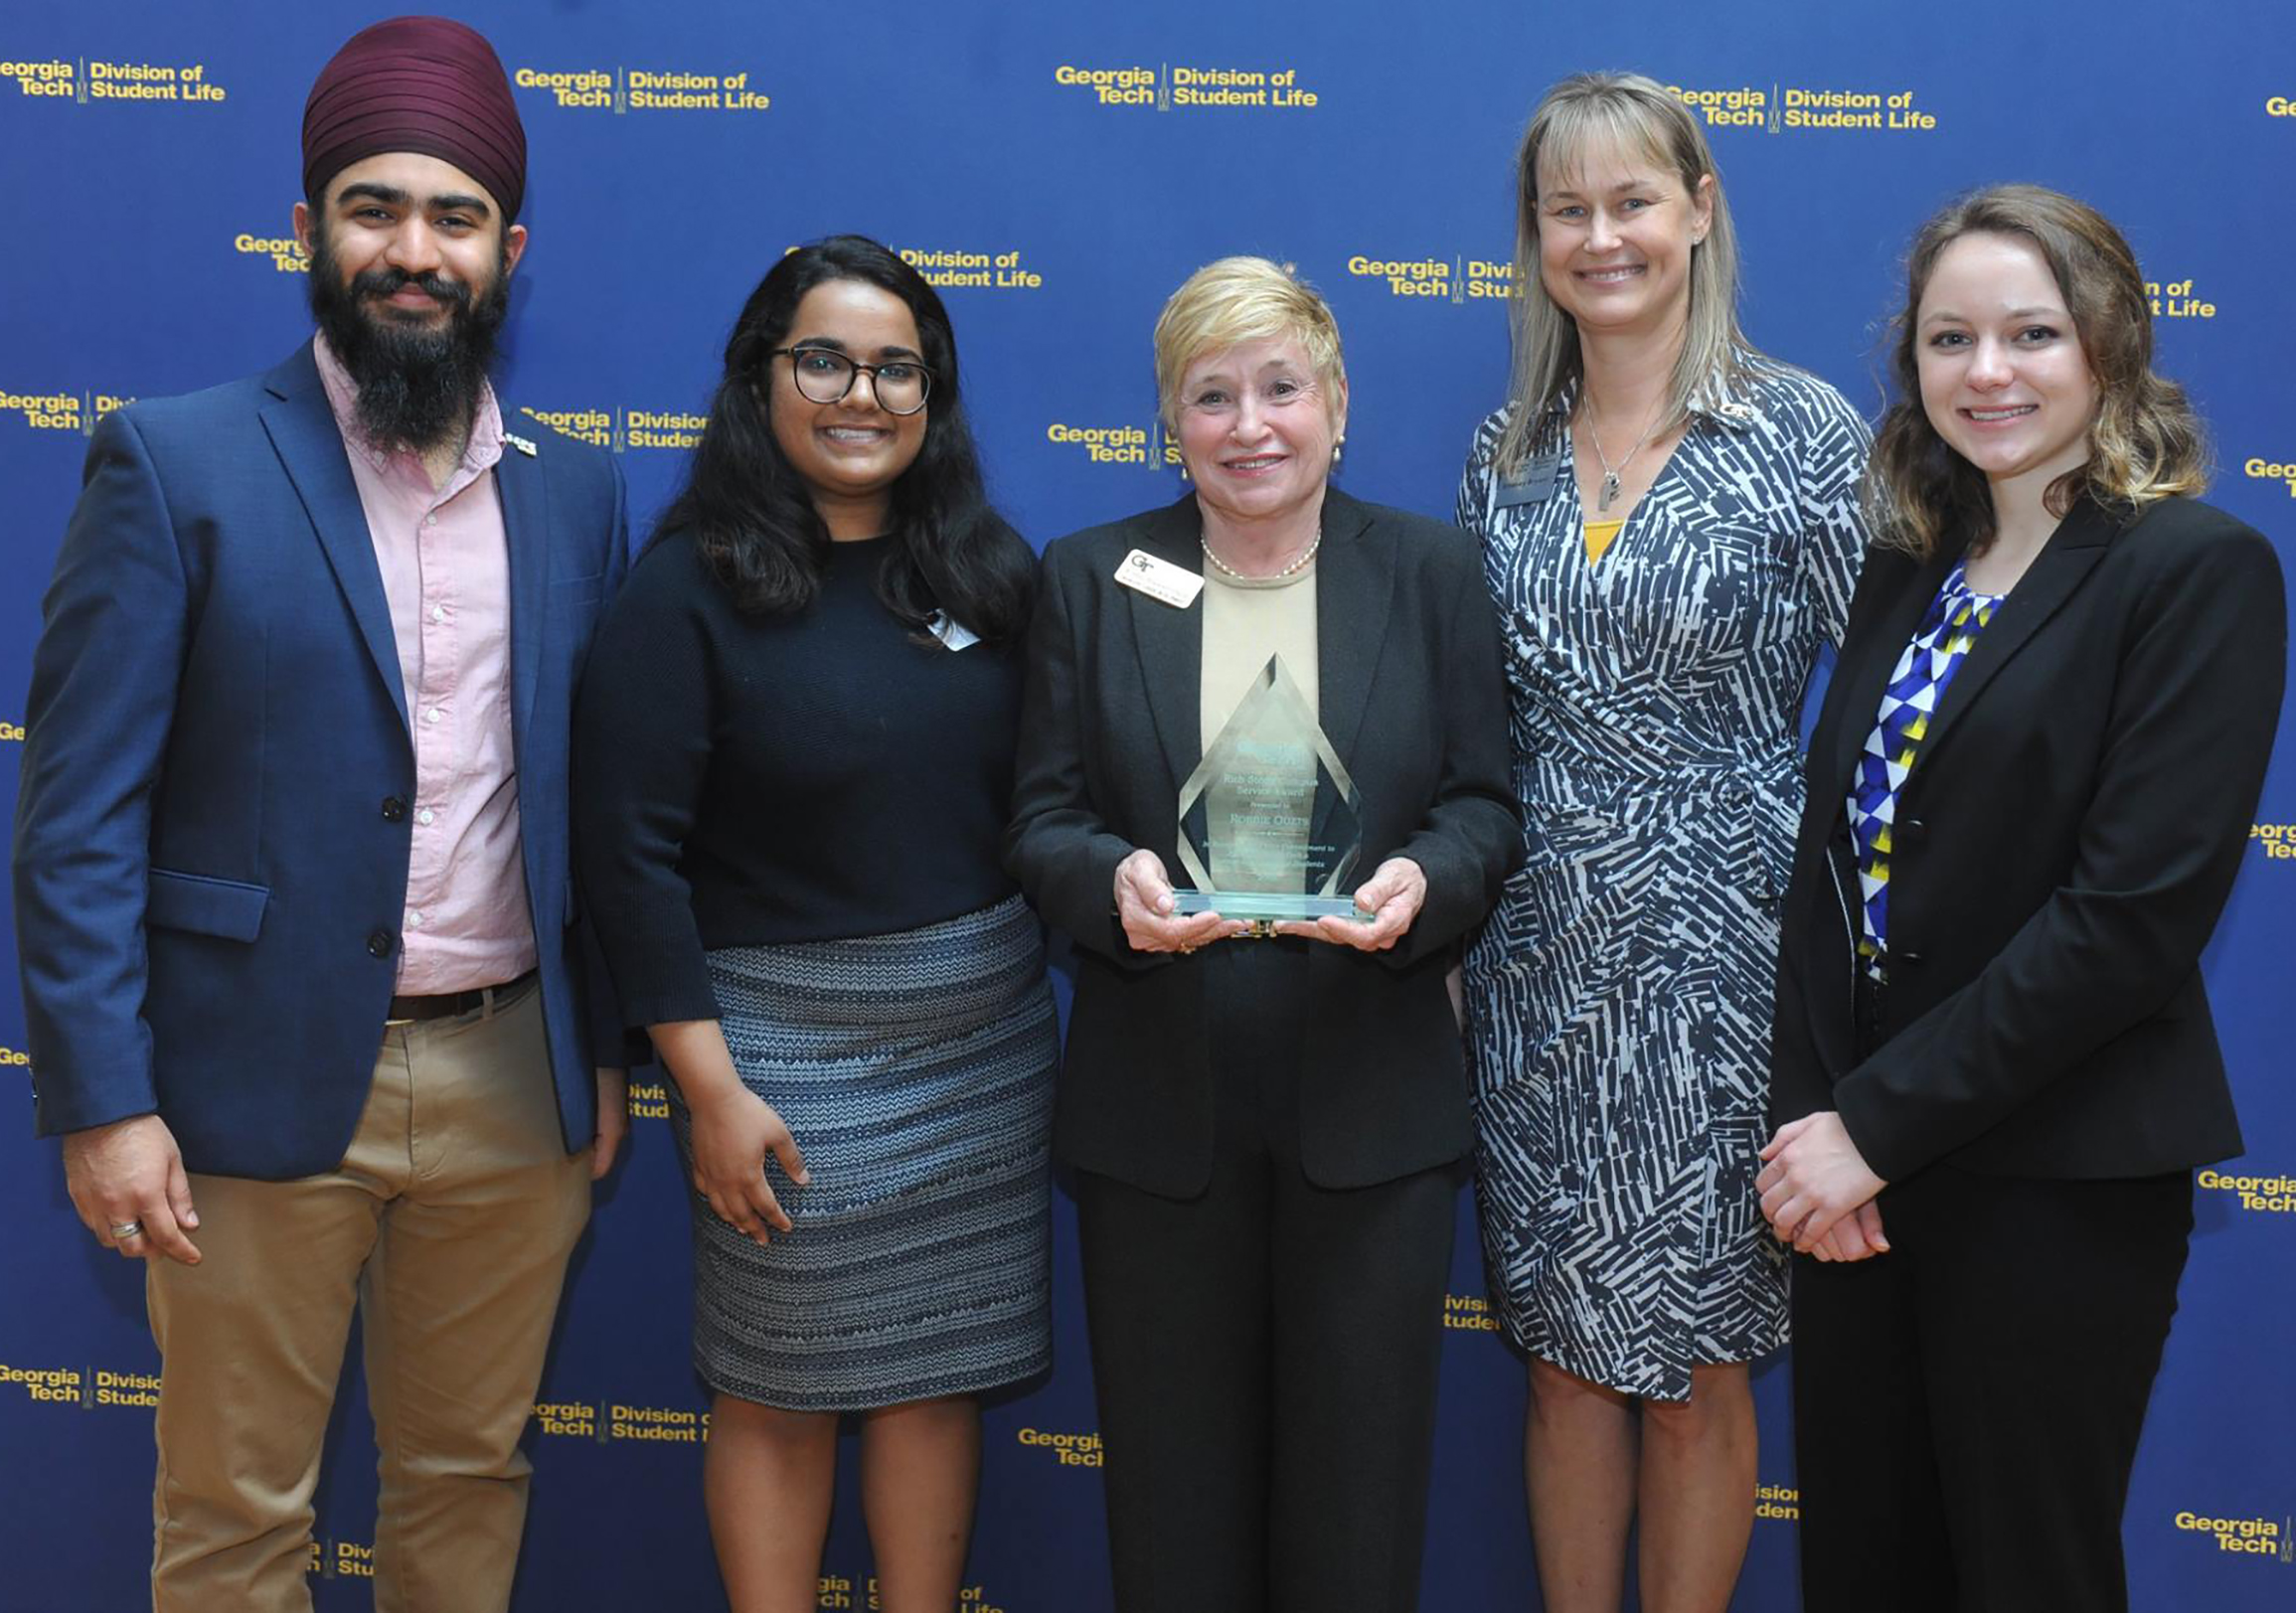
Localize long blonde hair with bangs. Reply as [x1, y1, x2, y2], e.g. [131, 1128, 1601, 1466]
[1495, 72, 1752, 479]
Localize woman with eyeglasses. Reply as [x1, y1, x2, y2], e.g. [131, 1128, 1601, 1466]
[574, 235, 1051, 1613]
[1007, 255, 1521, 1611]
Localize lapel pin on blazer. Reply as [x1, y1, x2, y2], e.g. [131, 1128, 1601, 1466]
[503, 431, 539, 456]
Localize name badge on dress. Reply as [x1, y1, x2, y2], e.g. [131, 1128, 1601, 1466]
[928, 612, 980, 652]
[1113, 548, 1205, 609]
[1491, 451, 1566, 510]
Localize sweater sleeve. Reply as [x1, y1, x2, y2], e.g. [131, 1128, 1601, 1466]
[573, 539, 726, 1028]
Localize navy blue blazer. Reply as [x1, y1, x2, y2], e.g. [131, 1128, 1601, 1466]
[12, 344, 630, 1179]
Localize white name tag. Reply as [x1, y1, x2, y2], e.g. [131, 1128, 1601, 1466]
[928, 611, 980, 652]
[1113, 548, 1204, 609]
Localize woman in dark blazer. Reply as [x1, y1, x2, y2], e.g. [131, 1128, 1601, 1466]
[1006, 256, 1520, 1612]
[1758, 185, 2285, 1613]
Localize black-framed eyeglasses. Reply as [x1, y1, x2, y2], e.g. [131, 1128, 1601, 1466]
[769, 347, 934, 415]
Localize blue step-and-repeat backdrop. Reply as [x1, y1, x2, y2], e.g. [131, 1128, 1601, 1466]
[3, 2, 2291, 1608]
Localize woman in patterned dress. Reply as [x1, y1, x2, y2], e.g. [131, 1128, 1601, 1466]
[574, 237, 1054, 1613]
[1456, 73, 1869, 1611]
[1761, 186, 2283, 1612]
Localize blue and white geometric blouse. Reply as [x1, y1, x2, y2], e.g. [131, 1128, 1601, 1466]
[1846, 560, 2004, 981]
[1457, 358, 1871, 1402]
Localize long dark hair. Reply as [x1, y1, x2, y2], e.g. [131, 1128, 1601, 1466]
[1868, 185, 2206, 560]
[659, 235, 1033, 643]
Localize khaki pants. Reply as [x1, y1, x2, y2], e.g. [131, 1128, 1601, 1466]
[145, 979, 590, 1613]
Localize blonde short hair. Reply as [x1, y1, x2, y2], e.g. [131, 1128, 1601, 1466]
[1152, 256, 1346, 432]
[1496, 71, 1752, 478]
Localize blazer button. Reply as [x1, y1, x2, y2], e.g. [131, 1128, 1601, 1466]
[381, 796, 408, 822]
[1900, 818, 1928, 843]
[367, 929, 396, 958]
[1898, 949, 1924, 965]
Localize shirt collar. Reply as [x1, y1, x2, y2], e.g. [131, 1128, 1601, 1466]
[312, 332, 506, 480]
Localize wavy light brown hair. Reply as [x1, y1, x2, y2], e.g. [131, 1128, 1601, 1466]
[1495, 71, 1752, 478]
[1869, 184, 2208, 559]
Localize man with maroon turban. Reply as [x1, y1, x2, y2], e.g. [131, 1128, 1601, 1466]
[12, 18, 632, 1609]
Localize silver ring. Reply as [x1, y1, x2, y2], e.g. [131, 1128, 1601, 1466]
[109, 1219, 145, 1239]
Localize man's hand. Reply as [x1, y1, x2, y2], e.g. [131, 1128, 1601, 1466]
[61, 1114, 201, 1265]
[591, 1067, 629, 1181]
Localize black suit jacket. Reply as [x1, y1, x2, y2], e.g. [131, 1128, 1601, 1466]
[1006, 489, 1523, 1195]
[1772, 495, 2285, 1183]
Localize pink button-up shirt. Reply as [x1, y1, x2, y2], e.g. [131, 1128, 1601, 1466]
[315, 336, 537, 994]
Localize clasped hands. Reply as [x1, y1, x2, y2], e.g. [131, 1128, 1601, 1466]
[1755, 1111, 1891, 1264]
[1113, 848, 1425, 955]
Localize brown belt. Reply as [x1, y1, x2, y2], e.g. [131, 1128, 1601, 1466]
[386, 970, 535, 1025]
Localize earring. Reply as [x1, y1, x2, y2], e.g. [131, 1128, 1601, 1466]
[1331, 434, 1346, 466]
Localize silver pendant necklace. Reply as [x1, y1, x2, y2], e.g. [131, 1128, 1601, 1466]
[1585, 401, 1666, 513]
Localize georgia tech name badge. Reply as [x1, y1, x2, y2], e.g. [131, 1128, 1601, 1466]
[1114, 548, 1204, 609]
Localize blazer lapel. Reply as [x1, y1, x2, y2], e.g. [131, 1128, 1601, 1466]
[1127, 495, 1207, 799]
[1822, 544, 1959, 809]
[493, 439, 550, 747]
[1917, 499, 2116, 768]
[1309, 490, 1393, 848]
[257, 345, 409, 734]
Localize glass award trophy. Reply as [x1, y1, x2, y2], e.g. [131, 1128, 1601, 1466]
[1171, 654, 1369, 924]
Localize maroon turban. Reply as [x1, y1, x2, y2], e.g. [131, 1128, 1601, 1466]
[302, 16, 527, 222]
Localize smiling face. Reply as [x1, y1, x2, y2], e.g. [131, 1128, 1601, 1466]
[1171, 335, 1346, 534]
[1914, 232, 2099, 496]
[1534, 138, 1712, 342]
[295, 151, 524, 335]
[766, 278, 928, 538]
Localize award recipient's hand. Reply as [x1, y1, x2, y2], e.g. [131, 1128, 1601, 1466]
[1115, 849, 1243, 955]
[1277, 857, 1425, 951]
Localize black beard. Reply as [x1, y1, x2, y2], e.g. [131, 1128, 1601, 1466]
[307, 225, 510, 453]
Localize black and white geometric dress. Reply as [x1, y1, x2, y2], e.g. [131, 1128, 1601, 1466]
[1457, 362, 1869, 1401]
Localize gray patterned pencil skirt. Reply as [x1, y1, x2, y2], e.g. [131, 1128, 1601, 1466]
[673, 893, 1058, 1411]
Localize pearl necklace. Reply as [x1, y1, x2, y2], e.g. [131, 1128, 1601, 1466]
[1200, 525, 1322, 581]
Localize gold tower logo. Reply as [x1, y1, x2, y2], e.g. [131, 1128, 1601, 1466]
[512, 65, 769, 113]
[1666, 82, 1937, 132]
[1347, 254, 1515, 302]
[1045, 418, 1182, 471]
[1, 390, 132, 434]
[0, 57, 229, 103]
[2172, 1511, 2289, 1560]
[1055, 62, 1321, 110]
[517, 405, 707, 453]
